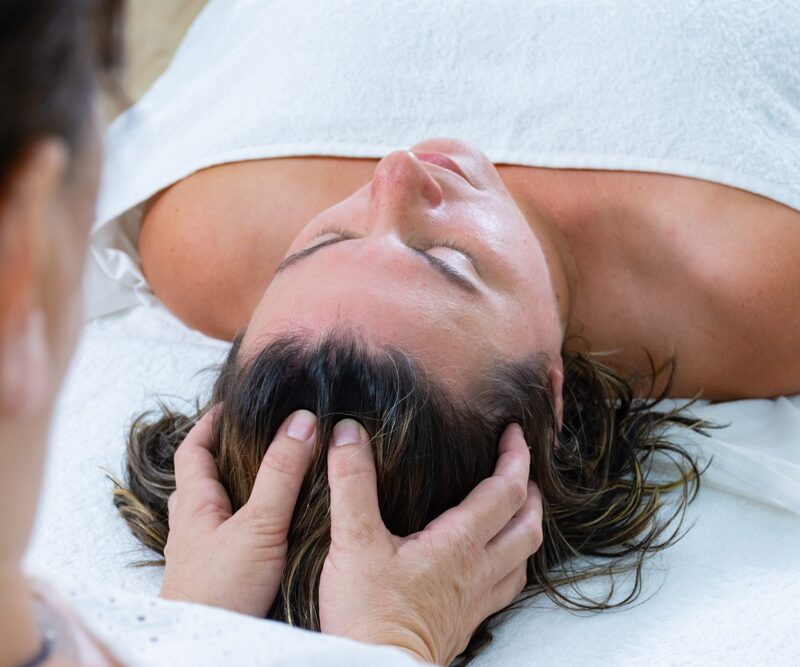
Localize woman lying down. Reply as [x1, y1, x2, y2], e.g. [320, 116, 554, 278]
[102, 0, 800, 664]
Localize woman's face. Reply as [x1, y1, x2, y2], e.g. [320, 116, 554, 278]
[242, 139, 565, 389]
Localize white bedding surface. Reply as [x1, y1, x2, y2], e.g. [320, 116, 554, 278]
[26, 306, 800, 666]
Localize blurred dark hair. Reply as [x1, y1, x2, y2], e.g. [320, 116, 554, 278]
[0, 0, 124, 179]
[114, 330, 706, 665]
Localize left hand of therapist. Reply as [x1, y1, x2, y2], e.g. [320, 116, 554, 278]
[159, 407, 317, 617]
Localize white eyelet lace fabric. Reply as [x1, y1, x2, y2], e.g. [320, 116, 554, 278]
[61, 582, 423, 667]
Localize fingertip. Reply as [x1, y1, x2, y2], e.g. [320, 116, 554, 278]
[185, 405, 220, 445]
[199, 403, 222, 425]
[499, 423, 528, 456]
[326, 420, 374, 487]
[501, 422, 524, 442]
[331, 419, 367, 448]
[175, 407, 218, 463]
[281, 409, 318, 443]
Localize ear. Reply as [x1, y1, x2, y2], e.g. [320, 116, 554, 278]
[0, 139, 68, 417]
[548, 365, 564, 429]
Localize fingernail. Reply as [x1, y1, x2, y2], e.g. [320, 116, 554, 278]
[333, 419, 365, 447]
[286, 410, 317, 442]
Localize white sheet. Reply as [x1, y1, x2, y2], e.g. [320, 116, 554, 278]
[25, 306, 800, 665]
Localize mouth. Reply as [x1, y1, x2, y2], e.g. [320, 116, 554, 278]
[412, 152, 471, 186]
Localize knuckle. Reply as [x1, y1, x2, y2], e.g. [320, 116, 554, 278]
[531, 525, 544, 553]
[495, 476, 527, 510]
[338, 517, 379, 548]
[527, 479, 542, 501]
[515, 567, 528, 593]
[330, 452, 373, 482]
[262, 447, 305, 477]
[181, 481, 227, 517]
[522, 515, 544, 554]
[447, 519, 476, 550]
[237, 503, 285, 533]
[451, 531, 484, 574]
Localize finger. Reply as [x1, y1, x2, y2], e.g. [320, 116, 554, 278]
[173, 407, 221, 492]
[486, 481, 543, 579]
[427, 424, 530, 545]
[327, 419, 387, 550]
[167, 491, 177, 530]
[241, 410, 317, 531]
[172, 406, 234, 522]
[485, 562, 528, 619]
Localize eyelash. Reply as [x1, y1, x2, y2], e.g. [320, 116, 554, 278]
[310, 227, 477, 264]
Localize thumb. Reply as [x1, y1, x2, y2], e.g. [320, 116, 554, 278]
[327, 419, 387, 550]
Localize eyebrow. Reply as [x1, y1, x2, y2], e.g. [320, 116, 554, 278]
[275, 236, 480, 295]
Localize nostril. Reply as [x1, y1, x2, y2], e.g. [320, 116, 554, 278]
[412, 152, 469, 185]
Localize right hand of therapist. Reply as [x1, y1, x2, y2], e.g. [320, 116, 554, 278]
[319, 421, 543, 665]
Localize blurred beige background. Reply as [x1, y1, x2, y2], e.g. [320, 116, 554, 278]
[123, 0, 207, 102]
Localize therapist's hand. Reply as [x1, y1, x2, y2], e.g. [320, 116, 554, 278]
[319, 421, 542, 666]
[159, 407, 317, 617]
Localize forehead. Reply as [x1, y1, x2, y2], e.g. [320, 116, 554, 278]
[241, 240, 500, 390]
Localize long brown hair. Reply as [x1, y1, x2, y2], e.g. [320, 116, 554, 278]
[113, 329, 705, 665]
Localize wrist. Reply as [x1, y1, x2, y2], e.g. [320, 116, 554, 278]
[0, 564, 40, 667]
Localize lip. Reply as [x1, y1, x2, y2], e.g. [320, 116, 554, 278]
[412, 152, 471, 185]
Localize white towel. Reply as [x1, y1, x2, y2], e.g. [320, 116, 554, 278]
[88, 0, 800, 319]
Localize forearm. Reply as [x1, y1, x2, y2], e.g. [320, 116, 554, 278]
[0, 565, 39, 667]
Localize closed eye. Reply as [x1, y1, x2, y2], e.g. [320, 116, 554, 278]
[275, 232, 480, 295]
[419, 239, 477, 266]
[306, 227, 477, 267]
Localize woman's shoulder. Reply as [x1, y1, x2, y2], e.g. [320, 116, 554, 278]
[549, 170, 800, 399]
[632, 178, 800, 399]
[139, 157, 377, 340]
[688, 191, 800, 398]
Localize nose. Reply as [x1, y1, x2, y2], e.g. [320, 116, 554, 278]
[370, 150, 443, 209]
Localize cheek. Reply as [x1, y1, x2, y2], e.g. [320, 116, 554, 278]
[40, 216, 85, 360]
[40, 176, 97, 363]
